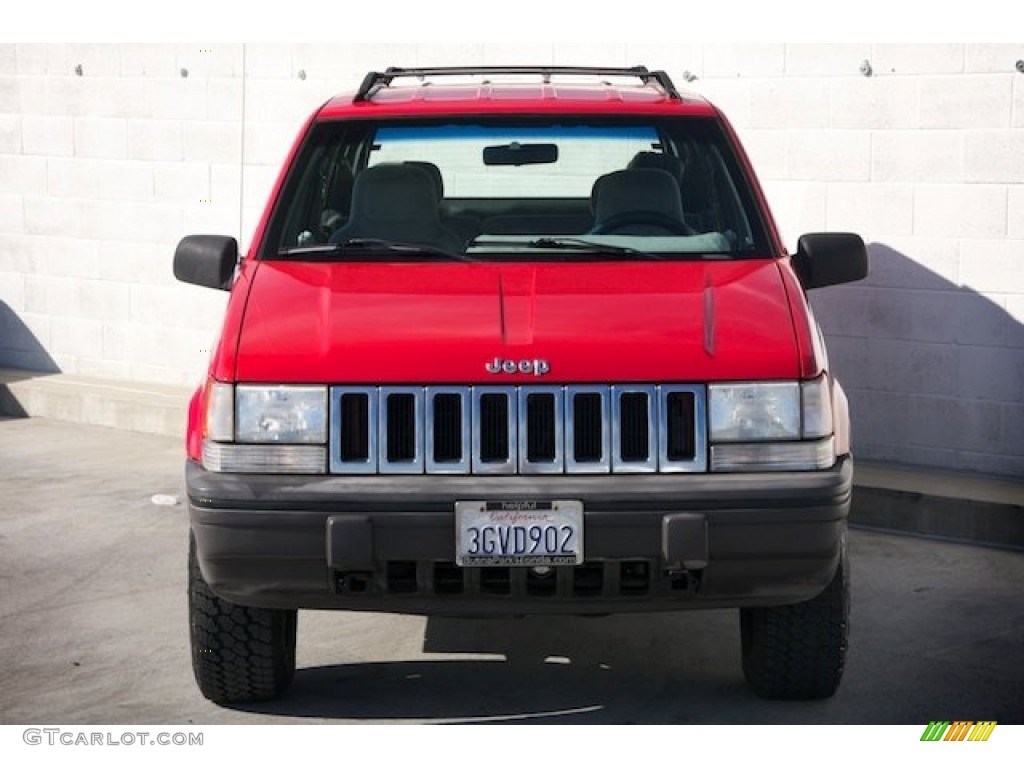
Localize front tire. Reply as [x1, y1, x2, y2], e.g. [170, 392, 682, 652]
[188, 533, 297, 704]
[740, 537, 849, 700]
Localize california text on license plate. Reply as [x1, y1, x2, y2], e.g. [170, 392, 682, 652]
[455, 500, 584, 567]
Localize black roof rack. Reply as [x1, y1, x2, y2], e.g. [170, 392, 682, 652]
[353, 65, 682, 102]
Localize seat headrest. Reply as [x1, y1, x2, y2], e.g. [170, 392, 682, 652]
[329, 164, 464, 252]
[404, 161, 444, 198]
[591, 168, 685, 221]
[349, 164, 440, 221]
[627, 151, 685, 187]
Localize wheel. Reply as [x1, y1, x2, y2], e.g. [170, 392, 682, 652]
[740, 536, 849, 700]
[188, 533, 297, 704]
[590, 210, 695, 235]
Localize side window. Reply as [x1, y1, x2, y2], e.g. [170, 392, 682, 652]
[317, 144, 355, 239]
[275, 146, 326, 248]
[665, 123, 760, 252]
[266, 124, 363, 252]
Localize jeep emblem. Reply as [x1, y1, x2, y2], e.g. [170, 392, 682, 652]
[485, 357, 550, 376]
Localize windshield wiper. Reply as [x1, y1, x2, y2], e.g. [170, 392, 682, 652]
[471, 237, 663, 260]
[532, 237, 664, 259]
[277, 238, 475, 262]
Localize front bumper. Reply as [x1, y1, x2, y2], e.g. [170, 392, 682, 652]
[187, 456, 852, 614]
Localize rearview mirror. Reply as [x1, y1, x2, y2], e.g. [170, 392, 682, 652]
[792, 233, 868, 290]
[173, 235, 238, 291]
[483, 142, 558, 166]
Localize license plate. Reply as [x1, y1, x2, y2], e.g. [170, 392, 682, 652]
[455, 500, 583, 567]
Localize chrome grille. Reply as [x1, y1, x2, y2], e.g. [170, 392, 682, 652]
[612, 385, 658, 472]
[329, 385, 706, 474]
[425, 386, 470, 474]
[518, 386, 564, 473]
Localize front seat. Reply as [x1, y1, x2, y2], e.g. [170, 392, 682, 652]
[628, 150, 686, 188]
[329, 164, 465, 253]
[404, 160, 481, 246]
[589, 168, 691, 235]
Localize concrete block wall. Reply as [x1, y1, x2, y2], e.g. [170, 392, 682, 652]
[0, 43, 1022, 477]
[690, 43, 1024, 478]
[0, 44, 244, 383]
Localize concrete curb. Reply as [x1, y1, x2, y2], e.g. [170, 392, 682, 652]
[851, 462, 1024, 551]
[3, 367, 1021, 550]
[0, 367, 188, 439]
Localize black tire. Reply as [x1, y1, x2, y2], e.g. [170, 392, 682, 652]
[188, 533, 297, 704]
[740, 537, 849, 700]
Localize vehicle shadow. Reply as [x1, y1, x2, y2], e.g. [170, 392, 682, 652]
[810, 241, 1024, 477]
[215, 531, 1024, 725]
[232, 611, 771, 724]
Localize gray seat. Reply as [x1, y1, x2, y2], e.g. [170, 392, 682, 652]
[589, 168, 690, 235]
[405, 160, 444, 198]
[330, 164, 465, 253]
[628, 150, 685, 188]
[404, 160, 481, 246]
[630, 150, 711, 232]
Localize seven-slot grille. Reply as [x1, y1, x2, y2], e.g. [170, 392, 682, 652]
[329, 385, 706, 474]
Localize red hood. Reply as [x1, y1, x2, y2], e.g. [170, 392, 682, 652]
[233, 259, 799, 383]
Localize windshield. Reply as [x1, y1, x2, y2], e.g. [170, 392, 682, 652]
[265, 116, 771, 261]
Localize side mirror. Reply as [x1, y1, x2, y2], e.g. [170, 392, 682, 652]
[173, 235, 238, 291]
[792, 233, 869, 290]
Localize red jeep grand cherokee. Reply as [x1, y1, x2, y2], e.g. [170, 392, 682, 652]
[174, 66, 868, 704]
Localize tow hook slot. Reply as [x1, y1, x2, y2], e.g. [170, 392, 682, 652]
[667, 567, 702, 593]
[335, 571, 372, 594]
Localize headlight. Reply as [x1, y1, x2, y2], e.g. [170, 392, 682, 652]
[709, 382, 800, 441]
[235, 385, 327, 443]
[708, 376, 836, 472]
[201, 383, 328, 474]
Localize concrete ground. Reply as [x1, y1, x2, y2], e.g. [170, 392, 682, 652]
[1, 417, 1022, 725]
